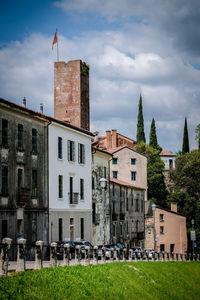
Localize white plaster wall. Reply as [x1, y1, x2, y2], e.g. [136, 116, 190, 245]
[49, 122, 92, 211]
[160, 156, 176, 170]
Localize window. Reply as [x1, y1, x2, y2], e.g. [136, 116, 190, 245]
[127, 222, 129, 234]
[104, 167, 107, 178]
[92, 176, 95, 190]
[160, 214, 164, 222]
[136, 195, 139, 212]
[58, 175, 63, 198]
[120, 202, 123, 213]
[2, 220, 8, 238]
[32, 170, 37, 197]
[136, 220, 140, 232]
[112, 171, 118, 179]
[160, 226, 164, 234]
[120, 224, 123, 236]
[17, 219, 23, 237]
[78, 143, 85, 164]
[126, 197, 129, 211]
[131, 171, 136, 181]
[2, 119, 8, 147]
[70, 218, 74, 241]
[58, 137, 62, 159]
[18, 168, 23, 190]
[69, 177, 73, 204]
[32, 129, 37, 153]
[169, 159, 173, 169]
[120, 186, 122, 197]
[2, 165, 8, 195]
[112, 158, 118, 164]
[112, 184, 115, 196]
[59, 218, 63, 241]
[92, 202, 96, 224]
[170, 244, 174, 253]
[131, 191, 133, 206]
[67, 140, 75, 162]
[141, 198, 144, 212]
[18, 124, 23, 150]
[113, 201, 115, 213]
[32, 219, 37, 243]
[80, 178, 84, 200]
[113, 223, 116, 237]
[131, 158, 136, 165]
[80, 218, 84, 240]
[131, 221, 135, 233]
[160, 244, 165, 252]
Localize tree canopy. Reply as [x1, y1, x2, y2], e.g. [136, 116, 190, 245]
[136, 95, 146, 143]
[195, 124, 200, 150]
[136, 142, 167, 206]
[168, 150, 200, 251]
[182, 117, 190, 153]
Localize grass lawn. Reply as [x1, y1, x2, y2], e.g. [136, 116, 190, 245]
[0, 262, 200, 299]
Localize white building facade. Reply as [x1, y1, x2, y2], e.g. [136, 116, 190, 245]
[49, 120, 93, 243]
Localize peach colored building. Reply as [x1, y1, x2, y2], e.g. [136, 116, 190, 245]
[145, 201, 187, 254]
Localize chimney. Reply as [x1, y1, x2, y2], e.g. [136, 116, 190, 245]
[112, 129, 117, 149]
[171, 202, 177, 213]
[23, 97, 26, 107]
[106, 130, 112, 149]
[40, 103, 43, 114]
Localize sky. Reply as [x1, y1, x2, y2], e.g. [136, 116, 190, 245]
[0, 0, 200, 153]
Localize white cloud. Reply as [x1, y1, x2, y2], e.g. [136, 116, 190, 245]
[0, 24, 199, 152]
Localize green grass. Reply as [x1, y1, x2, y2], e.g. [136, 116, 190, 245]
[0, 262, 200, 299]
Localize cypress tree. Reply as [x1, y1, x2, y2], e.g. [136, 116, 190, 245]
[136, 94, 146, 143]
[149, 118, 158, 149]
[182, 117, 190, 153]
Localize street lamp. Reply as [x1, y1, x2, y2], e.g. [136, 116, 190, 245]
[100, 178, 107, 246]
[152, 203, 156, 252]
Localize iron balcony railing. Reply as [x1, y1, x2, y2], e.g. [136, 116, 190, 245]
[68, 192, 79, 204]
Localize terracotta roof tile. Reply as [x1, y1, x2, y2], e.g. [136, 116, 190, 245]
[160, 149, 175, 156]
[110, 177, 145, 190]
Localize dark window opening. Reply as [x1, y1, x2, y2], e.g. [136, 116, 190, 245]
[32, 170, 37, 197]
[18, 124, 23, 150]
[160, 244, 165, 252]
[69, 177, 73, 204]
[32, 129, 37, 153]
[2, 220, 8, 238]
[58, 175, 63, 198]
[59, 218, 63, 242]
[32, 219, 37, 243]
[81, 218, 84, 240]
[2, 119, 8, 147]
[58, 137, 62, 159]
[68, 140, 75, 162]
[78, 143, 85, 164]
[80, 178, 84, 200]
[92, 202, 96, 224]
[2, 165, 8, 195]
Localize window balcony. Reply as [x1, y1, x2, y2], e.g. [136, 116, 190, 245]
[17, 187, 30, 205]
[68, 192, 79, 204]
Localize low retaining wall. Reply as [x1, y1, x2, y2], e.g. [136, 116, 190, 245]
[0, 238, 199, 276]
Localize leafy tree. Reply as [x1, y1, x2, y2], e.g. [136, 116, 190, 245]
[136, 142, 167, 206]
[168, 150, 200, 251]
[182, 117, 189, 153]
[136, 95, 146, 143]
[195, 124, 200, 150]
[149, 118, 162, 151]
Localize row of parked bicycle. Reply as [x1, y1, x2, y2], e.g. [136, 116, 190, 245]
[56, 241, 154, 260]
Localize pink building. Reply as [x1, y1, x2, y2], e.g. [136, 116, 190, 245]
[145, 201, 187, 254]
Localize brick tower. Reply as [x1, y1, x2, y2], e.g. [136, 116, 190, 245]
[54, 60, 90, 131]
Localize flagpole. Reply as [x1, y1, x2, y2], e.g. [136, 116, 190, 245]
[56, 28, 59, 61]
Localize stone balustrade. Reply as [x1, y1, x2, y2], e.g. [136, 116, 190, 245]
[0, 239, 199, 276]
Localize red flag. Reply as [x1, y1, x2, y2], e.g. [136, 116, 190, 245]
[52, 31, 57, 50]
